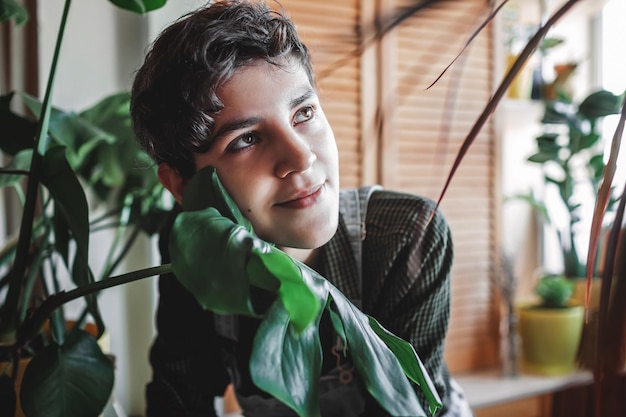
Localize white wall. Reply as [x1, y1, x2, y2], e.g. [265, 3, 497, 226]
[36, 1, 204, 415]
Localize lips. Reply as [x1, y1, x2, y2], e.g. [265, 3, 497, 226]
[276, 184, 325, 209]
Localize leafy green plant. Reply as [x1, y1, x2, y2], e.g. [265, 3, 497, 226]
[433, 0, 625, 415]
[0, 1, 170, 416]
[172, 167, 442, 417]
[534, 275, 574, 308]
[519, 89, 623, 278]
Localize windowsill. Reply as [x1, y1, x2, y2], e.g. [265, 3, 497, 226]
[453, 369, 593, 409]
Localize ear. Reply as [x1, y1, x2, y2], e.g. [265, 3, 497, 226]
[158, 164, 188, 204]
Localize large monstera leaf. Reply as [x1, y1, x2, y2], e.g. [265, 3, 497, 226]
[169, 166, 442, 417]
[20, 330, 114, 417]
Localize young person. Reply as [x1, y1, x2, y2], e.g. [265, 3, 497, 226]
[131, 1, 471, 416]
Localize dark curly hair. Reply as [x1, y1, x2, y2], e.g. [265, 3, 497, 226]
[130, 0, 313, 178]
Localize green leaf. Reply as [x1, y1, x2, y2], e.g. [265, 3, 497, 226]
[249, 245, 321, 333]
[542, 101, 574, 125]
[589, 154, 606, 181]
[98, 144, 126, 187]
[52, 200, 71, 266]
[0, 149, 32, 187]
[175, 166, 441, 416]
[170, 208, 261, 316]
[20, 330, 114, 417]
[535, 133, 560, 154]
[182, 166, 252, 230]
[528, 152, 557, 163]
[577, 133, 600, 152]
[327, 285, 430, 416]
[20, 93, 116, 169]
[250, 292, 325, 417]
[108, 0, 167, 14]
[368, 317, 442, 416]
[579, 90, 622, 119]
[41, 147, 89, 268]
[0, 0, 28, 25]
[41, 147, 103, 332]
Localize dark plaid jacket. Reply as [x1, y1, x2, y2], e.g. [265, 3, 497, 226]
[146, 190, 454, 416]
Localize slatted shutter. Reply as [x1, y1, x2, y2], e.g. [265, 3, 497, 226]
[286, 0, 500, 372]
[385, 0, 499, 372]
[281, 0, 362, 188]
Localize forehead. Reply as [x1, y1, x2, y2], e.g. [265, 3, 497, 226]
[215, 59, 315, 111]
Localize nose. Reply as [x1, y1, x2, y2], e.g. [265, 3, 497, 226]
[274, 129, 316, 178]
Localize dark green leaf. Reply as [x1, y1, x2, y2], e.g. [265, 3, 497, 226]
[579, 90, 622, 119]
[535, 133, 560, 153]
[52, 200, 70, 266]
[589, 154, 606, 181]
[0, 149, 32, 187]
[20, 93, 116, 169]
[249, 244, 321, 333]
[0, 373, 17, 417]
[108, 0, 167, 14]
[98, 145, 126, 187]
[368, 317, 442, 415]
[328, 286, 430, 416]
[542, 101, 574, 124]
[170, 208, 261, 316]
[0, 0, 28, 25]
[577, 133, 600, 152]
[134, 207, 170, 236]
[20, 330, 114, 417]
[41, 147, 89, 266]
[79, 92, 131, 126]
[176, 166, 442, 415]
[182, 166, 252, 230]
[528, 152, 557, 163]
[0, 92, 37, 155]
[250, 286, 325, 417]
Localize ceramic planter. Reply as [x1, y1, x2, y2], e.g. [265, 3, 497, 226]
[518, 305, 585, 376]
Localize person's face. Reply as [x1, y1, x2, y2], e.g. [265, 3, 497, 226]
[193, 59, 340, 252]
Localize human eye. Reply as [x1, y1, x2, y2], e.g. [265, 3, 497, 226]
[293, 105, 315, 125]
[226, 132, 260, 153]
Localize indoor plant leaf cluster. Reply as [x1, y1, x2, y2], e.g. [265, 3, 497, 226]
[525, 89, 624, 278]
[0, 1, 170, 416]
[170, 166, 442, 417]
[533, 275, 574, 309]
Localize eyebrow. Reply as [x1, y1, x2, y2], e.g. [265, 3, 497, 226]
[210, 89, 317, 143]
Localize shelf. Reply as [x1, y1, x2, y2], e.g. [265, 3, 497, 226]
[453, 369, 592, 409]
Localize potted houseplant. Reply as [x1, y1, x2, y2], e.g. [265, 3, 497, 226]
[517, 88, 623, 283]
[517, 275, 584, 376]
[515, 88, 623, 370]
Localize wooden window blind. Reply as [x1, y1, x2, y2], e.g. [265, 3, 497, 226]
[387, 0, 499, 372]
[285, 0, 500, 373]
[280, 0, 362, 189]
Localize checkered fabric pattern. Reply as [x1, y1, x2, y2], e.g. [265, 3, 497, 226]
[146, 190, 456, 416]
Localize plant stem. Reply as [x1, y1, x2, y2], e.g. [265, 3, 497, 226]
[435, 0, 581, 208]
[0, 0, 73, 337]
[16, 264, 171, 347]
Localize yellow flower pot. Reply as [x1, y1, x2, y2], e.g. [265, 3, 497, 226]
[518, 305, 585, 376]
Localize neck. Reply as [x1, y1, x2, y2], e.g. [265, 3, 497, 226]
[281, 247, 321, 269]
